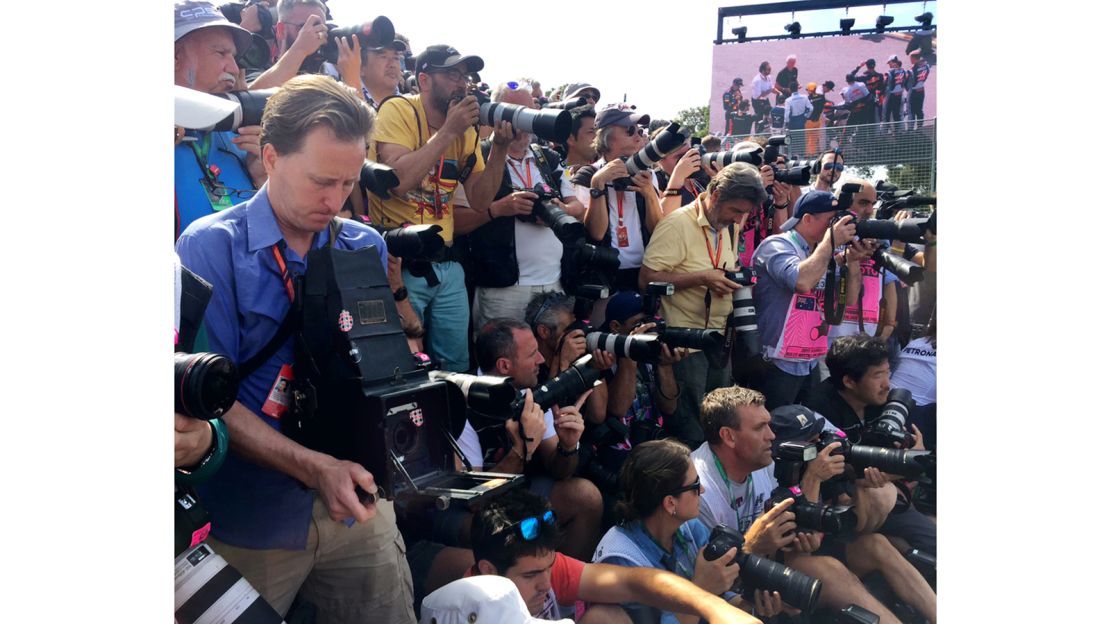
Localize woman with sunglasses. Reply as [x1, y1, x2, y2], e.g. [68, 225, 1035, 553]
[592, 439, 785, 622]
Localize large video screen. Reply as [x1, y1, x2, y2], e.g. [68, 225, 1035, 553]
[709, 32, 937, 136]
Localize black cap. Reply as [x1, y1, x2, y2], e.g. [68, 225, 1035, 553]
[769, 405, 827, 442]
[413, 44, 484, 76]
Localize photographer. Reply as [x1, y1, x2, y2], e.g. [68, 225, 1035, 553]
[471, 489, 763, 624]
[174, 0, 265, 238]
[248, 0, 333, 89]
[593, 439, 787, 623]
[562, 105, 598, 169]
[175, 74, 415, 623]
[767, 406, 937, 623]
[802, 335, 937, 555]
[574, 104, 663, 292]
[455, 318, 603, 561]
[356, 36, 407, 108]
[457, 83, 585, 334]
[809, 149, 845, 193]
[640, 163, 768, 447]
[690, 387, 903, 621]
[367, 44, 514, 372]
[654, 132, 711, 215]
[751, 190, 870, 410]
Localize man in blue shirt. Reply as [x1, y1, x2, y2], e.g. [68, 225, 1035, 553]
[174, 1, 267, 239]
[751, 191, 869, 410]
[176, 74, 416, 623]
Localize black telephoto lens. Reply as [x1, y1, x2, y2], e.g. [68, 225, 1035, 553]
[374, 224, 445, 259]
[543, 96, 587, 110]
[528, 183, 585, 243]
[625, 122, 688, 176]
[773, 165, 813, 186]
[658, 327, 725, 352]
[572, 239, 621, 273]
[844, 445, 935, 480]
[428, 371, 517, 416]
[520, 355, 602, 414]
[872, 248, 924, 285]
[321, 16, 396, 64]
[855, 218, 929, 242]
[360, 161, 400, 199]
[175, 352, 240, 420]
[209, 89, 277, 132]
[703, 524, 823, 614]
[585, 332, 662, 362]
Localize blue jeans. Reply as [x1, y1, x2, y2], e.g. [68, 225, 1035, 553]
[402, 260, 470, 372]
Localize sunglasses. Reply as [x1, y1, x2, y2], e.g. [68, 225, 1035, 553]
[625, 126, 645, 137]
[670, 477, 701, 496]
[822, 162, 845, 171]
[501, 510, 557, 541]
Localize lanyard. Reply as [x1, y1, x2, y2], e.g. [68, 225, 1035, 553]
[641, 522, 697, 580]
[615, 190, 625, 227]
[507, 157, 533, 190]
[189, 134, 219, 185]
[700, 197, 726, 328]
[429, 155, 447, 219]
[270, 243, 296, 303]
[712, 451, 753, 531]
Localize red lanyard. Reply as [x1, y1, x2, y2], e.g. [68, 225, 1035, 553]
[615, 191, 625, 227]
[699, 198, 724, 269]
[429, 155, 446, 219]
[507, 157, 533, 189]
[271, 244, 296, 303]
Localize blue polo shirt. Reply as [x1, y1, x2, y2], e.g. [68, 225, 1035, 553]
[175, 130, 257, 240]
[752, 231, 818, 376]
[175, 186, 389, 550]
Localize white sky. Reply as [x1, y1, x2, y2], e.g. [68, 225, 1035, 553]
[327, 0, 936, 119]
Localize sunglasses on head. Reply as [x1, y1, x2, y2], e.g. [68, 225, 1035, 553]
[500, 510, 557, 541]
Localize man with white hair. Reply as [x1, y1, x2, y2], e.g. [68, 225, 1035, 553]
[173, 0, 265, 238]
[774, 55, 799, 105]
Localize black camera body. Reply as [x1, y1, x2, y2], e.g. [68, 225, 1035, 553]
[864, 388, 917, 448]
[765, 484, 858, 538]
[523, 182, 585, 243]
[703, 524, 823, 614]
[815, 431, 935, 481]
[317, 16, 396, 65]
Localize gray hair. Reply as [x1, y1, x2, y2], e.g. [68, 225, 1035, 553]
[524, 292, 574, 334]
[706, 162, 768, 205]
[277, 0, 326, 20]
[592, 125, 621, 157]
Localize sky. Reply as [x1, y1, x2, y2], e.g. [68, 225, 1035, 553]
[327, 0, 936, 119]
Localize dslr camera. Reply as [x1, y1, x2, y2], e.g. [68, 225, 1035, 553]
[769, 441, 858, 537]
[703, 524, 823, 614]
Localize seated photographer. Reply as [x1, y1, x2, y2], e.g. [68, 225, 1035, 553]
[456, 318, 603, 561]
[174, 1, 266, 238]
[249, 0, 331, 89]
[751, 190, 869, 410]
[802, 335, 936, 555]
[470, 489, 763, 624]
[639, 163, 768, 448]
[573, 104, 663, 292]
[175, 75, 415, 623]
[524, 293, 613, 427]
[592, 439, 787, 623]
[562, 105, 598, 169]
[458, 83, 585, 335]
[767, 405, 936, 623]
[591, 293, 685, 501]
[368, 44, 515, 372]
[690, 386, 902, 621]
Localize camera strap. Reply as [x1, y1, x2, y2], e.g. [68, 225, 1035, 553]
[823, 225, 847, 326]
[238, 219, 342, 378]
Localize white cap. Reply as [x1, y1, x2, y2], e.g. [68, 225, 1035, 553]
[175, 86, 239, 129]
[420, 576, 573, 624]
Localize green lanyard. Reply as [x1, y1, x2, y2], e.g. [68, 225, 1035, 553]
[712, 451, 753, 531]
[641, 522, 697, 579]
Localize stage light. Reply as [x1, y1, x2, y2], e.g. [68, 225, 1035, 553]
[840, 18, 855, 35]
[732, 26, 747, 42]
[785, 22, 801, 39]
[876, 15, 894, 32]
[915, 12, 933, 29]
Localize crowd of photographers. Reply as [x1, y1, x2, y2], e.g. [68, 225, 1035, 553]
[173, 2, 938, 623]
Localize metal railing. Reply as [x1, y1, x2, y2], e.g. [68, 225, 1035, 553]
[720, 118, 936, 192]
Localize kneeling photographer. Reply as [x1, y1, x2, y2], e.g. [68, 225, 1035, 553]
[639, 162, 769, 448]
[454, 82, 586, 335]
[802, 335, 936, 556]
[175, 75, 415, 623]
[767, 405, 936, 623]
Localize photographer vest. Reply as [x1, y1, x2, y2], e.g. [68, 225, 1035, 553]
[835, 257, 881, 335]
[765, 231, 830, 362]
[461, 142, 566, 288]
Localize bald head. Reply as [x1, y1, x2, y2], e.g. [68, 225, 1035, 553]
[839, 178, 877, 219]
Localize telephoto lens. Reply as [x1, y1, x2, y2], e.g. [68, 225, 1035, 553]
[703, 524, 823, 614]
[206, 89, 277, 132]
[585, 332, 662, 362]
[872, 247, 924, 285]
[543, 96, 587, 110]
[373, 224, 445, 260]
[863, 388, 917, 447]
[624, 122, 689, 177]
[570, 239, 621, 273]
[766, 486, 858, 538]
[320, 16, 396, 63]
[773, 164, 813, 185]
[657, 327, 725, 353]
[360, 161, 400, 199]
[843, 445, 935, 481]
[855, 217, 930, 242]
[175, 352, 240, 420]
[524, 354, 603, 413]
[428, 371, 517, 417]
[528, 183, 585, 243]
[700, 146, 764, 170]
[478, 99, 572, 143]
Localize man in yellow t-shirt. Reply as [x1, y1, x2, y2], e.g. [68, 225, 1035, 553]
[368, 44, 514, 371]
[639, 162, 768, 446]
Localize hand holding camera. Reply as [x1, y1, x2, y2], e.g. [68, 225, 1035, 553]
[443, 95, 480, 138]
[553, 389, 592, 453]
[744, 496, 797, 556]
[491, 190, 539, 218]
[827, 214, 857, 247]
[671, 148, 702, 186]
[590, 159, 629, 190]
[693, 545, 740, 596]
[704, 268, 743, 298]
[805, 440, 846, 483]
[334, 34, 361, 86]
[289, 13, 328, 59]
[506, 388, 545, 460]
[628, 170, 655, 197]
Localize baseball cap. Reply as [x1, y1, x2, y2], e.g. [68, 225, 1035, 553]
[564, 82, 601, 102]
[604, 292, 645, 327]
[174, 0, 253, 54]
[780, 190, 838, 231]
[420, 576, 573, 624]
[805, 82, 817, 92]
[864, 58, 876, 67]
[887, 54, 900, 64]
[367, 39, 408, 53]
[769, 405, 827, 442]
[595, 103, 650, 129]
[414, 44, 484, 76]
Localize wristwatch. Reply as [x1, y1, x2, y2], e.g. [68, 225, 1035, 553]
[393, 286, 409, 301]
[557, 441, 580, 456]
[589, 187, 606, 198]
